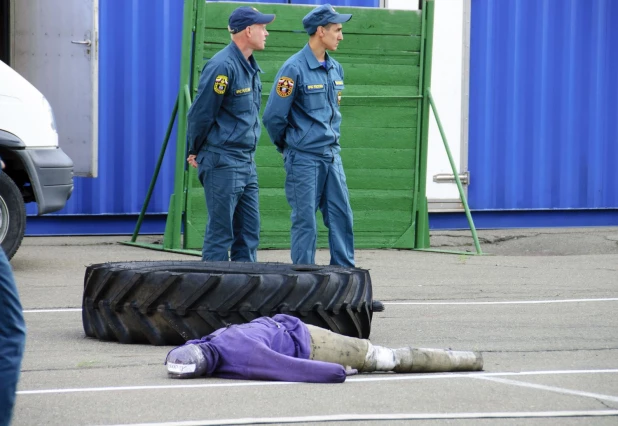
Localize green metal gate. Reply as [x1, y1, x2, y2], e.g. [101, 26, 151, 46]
[128, 0, 483, 255]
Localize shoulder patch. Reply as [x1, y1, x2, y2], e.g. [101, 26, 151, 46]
[276, 76, 294, 98]
[213, 75, 228, 95]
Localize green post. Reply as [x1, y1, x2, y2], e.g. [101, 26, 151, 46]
[409, 0, 428, 249]
[415, 0, 435, 249]
[427, 89, 482, 255]
[130, 95, 179, 243]
[193, 0, 206, 86]
[163, 0, 197, 250]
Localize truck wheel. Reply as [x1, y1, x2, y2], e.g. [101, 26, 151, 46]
[0, 172, 26, 260]
[82, 261, 374, 345]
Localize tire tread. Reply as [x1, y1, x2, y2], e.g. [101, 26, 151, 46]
[82, 261, 374, 345]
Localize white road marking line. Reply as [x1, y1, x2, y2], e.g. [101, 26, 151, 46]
[387, 298, 618, 305]
[100, 410, 618, 426]
[349, 369, 618, 382]
[474, 376, 618, 403]
[22, 298, 618, 313]
[18, 381, 298, 395]
[478, 369, 618, 377]
[17, 369, 618, 395]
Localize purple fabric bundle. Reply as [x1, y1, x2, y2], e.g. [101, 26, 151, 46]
[188, 314, 346, 383]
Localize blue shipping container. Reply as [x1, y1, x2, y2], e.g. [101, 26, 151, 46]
[469, 0, 618, 211]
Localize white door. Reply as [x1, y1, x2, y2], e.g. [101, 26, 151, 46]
[11, 0, 99, 177]
[385, 0, 470, 212]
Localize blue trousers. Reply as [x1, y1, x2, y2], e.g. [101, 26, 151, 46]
[197, 151, 260, 262]
[284, 150, 354, 267]
[0, 249, 26, 426]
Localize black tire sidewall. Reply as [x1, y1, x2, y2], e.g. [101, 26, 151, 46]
[0, 172, 26, 259]
[83, 261, 374, 345]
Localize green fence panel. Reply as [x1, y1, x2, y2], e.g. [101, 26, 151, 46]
[143, 0, 435, 254]
[181, 1, 432, 251]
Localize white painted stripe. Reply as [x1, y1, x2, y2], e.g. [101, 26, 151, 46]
[18, 381, 297, 395]
[21, 298, 618, 313]
[475, 376, 618, 403]
[386, 298, 618, 305]
[17, 369, 618, 396]
[478, 369, 618, 377]
[100, 410, 618, 426]
[349, 369, 618, 382]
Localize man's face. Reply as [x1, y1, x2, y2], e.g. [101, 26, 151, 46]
[321, 23, 343, 51]
[248, 24, 269, 51]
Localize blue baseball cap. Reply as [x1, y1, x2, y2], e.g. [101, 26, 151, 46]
[228, 6, 275, 34]
[302, 4, 352, 36]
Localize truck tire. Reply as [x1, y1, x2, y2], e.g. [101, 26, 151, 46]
[82, 261, 374, 346]
[0, 172, 26, 260]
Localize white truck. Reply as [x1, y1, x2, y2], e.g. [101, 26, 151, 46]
[0, 60, 74, 259]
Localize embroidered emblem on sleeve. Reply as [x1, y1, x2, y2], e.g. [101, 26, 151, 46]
[338, 91, 342, 106]
[276, 77, 294, 98]
[213, 75, 228, 95]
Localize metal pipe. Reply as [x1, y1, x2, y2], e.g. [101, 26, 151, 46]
[165, 0, 197, 250]
[130, 95, 179, 242]
[427, 88, 482, 255]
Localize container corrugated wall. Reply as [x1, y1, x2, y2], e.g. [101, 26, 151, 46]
[469, 0, 618, 210]
[32, 0, 185, 216]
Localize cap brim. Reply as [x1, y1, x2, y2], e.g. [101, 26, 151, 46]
[255, 14, 276, 25]
[331, 13, 352, 24]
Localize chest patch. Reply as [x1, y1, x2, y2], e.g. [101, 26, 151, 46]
[235, 87, 251, 95]
[213, 75, 228, 95]
[276, 76, 295, 97]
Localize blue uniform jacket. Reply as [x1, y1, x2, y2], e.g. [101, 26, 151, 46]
[187, 42, 263, 162]
[262, 44, 345, 157]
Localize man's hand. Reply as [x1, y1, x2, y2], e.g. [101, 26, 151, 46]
[1, 160, 4, 169]
[187, 154, 197, 169]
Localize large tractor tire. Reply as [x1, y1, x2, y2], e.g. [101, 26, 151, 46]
[82, 261, 374, 346]
[0, 172, 25, 260]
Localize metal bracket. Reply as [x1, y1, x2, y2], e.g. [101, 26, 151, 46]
[433, 171, 470, 185]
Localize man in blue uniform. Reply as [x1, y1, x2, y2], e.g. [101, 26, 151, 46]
[262, 4, 355, 267]
[186, 7, 275, 262]
[0, 157, 26, 426]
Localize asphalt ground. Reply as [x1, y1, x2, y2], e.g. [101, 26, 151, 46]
[8, 227, 618, 426]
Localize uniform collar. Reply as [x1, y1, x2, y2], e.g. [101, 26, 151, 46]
[228, 42, 263, 74]
[301, 43, 333, 70]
